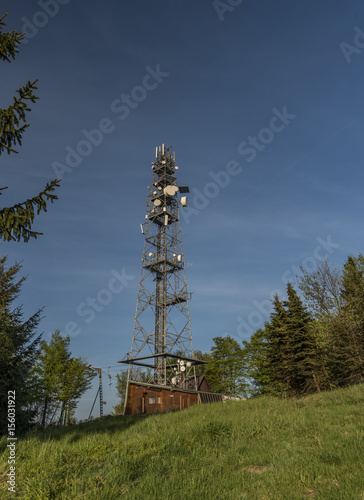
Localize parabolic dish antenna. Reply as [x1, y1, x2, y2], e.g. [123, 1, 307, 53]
[164, 185, 178, 197]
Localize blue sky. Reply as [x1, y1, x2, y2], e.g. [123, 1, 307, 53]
[2, 0, 364, 419]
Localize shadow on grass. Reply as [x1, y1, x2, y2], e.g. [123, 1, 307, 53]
[0, 414, 153, 450]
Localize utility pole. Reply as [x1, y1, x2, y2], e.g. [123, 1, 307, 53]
[88, 366, 103, 419]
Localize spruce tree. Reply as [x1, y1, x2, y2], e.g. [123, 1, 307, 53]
[0, 256, 42, 435]
[265, 294, 292, 396]
[263, 285, 325, 397]
[285, 283, 323, 395]
[0, 13, 61, 242]
[332, 255, 364, 385]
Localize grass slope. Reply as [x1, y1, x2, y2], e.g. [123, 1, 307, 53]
[1, 384, 363, 499]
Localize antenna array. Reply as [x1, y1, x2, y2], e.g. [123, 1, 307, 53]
[120, 145, 196, 390]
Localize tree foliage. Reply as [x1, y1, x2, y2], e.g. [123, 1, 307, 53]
[205, 336, 247, 397]
[0, 256, 42, 435]
[243, 283, 332, 398]
[330, 255, 364, 385]
[243, 255, 364, 399]
[241, 328, 272, 397]
[297, 255, 364, 388]
[297, 257, 343, 319]
[193, 349, 212, 377]
[32, 330, 94, 427]
[0, 13, 61, 242]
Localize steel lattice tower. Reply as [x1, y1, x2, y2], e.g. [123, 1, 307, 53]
[120, 145, 198, 392]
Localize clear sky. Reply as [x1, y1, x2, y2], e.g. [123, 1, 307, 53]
[2, 0, 364, 419]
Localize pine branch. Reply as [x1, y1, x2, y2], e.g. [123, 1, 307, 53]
[0, 178, 62, 242]
[0, 13, 24, 63]
[0, 14, 61, 243]
[0, 79, 39, 155]
[0, 14, 37, 155]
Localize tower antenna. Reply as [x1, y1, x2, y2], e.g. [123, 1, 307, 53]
[118, 146, 213, 414]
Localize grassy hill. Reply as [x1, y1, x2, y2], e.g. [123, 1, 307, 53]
[1, 384, 363, 499]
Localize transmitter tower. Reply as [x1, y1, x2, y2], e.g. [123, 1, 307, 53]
[119, 145, 204, 402]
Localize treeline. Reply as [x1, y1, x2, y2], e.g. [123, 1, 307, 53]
[243, 254, 364, 397]
[0, 257, 93, 435]
[207, 254, 363, 398]
[113, 254, 364, 407]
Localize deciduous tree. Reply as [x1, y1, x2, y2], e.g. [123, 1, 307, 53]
[33, 330, 93, 427]
[297, 257, 343, 319]
[242, 328, 272, 397]
[205, 336, 247, 397]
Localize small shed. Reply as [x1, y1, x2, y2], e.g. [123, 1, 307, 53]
[124, 380, 222, 416]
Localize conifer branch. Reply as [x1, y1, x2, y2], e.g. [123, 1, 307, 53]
[0, 14, 60, 243]
[0, 179, 62, 242]
[0, 13, 24, 63]
[0, 79, 39, 155]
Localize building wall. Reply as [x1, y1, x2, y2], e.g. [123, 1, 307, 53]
[125, 382, 200, 416]
[198, 376, 211, 393]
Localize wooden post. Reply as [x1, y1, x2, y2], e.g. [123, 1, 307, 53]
[312, 371, 321, 393]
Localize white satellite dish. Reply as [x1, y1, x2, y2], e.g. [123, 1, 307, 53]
[180, 360, 185, 366]
[181, 196, 188, 207]
[180, 365, 186, 372]
[164, 185, 178, 197]
[154, 199, 162, 207]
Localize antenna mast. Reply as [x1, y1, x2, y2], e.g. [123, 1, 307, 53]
[120, 145, 196, 390]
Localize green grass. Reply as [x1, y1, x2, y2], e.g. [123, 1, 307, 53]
[1, 384, 363, 499]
